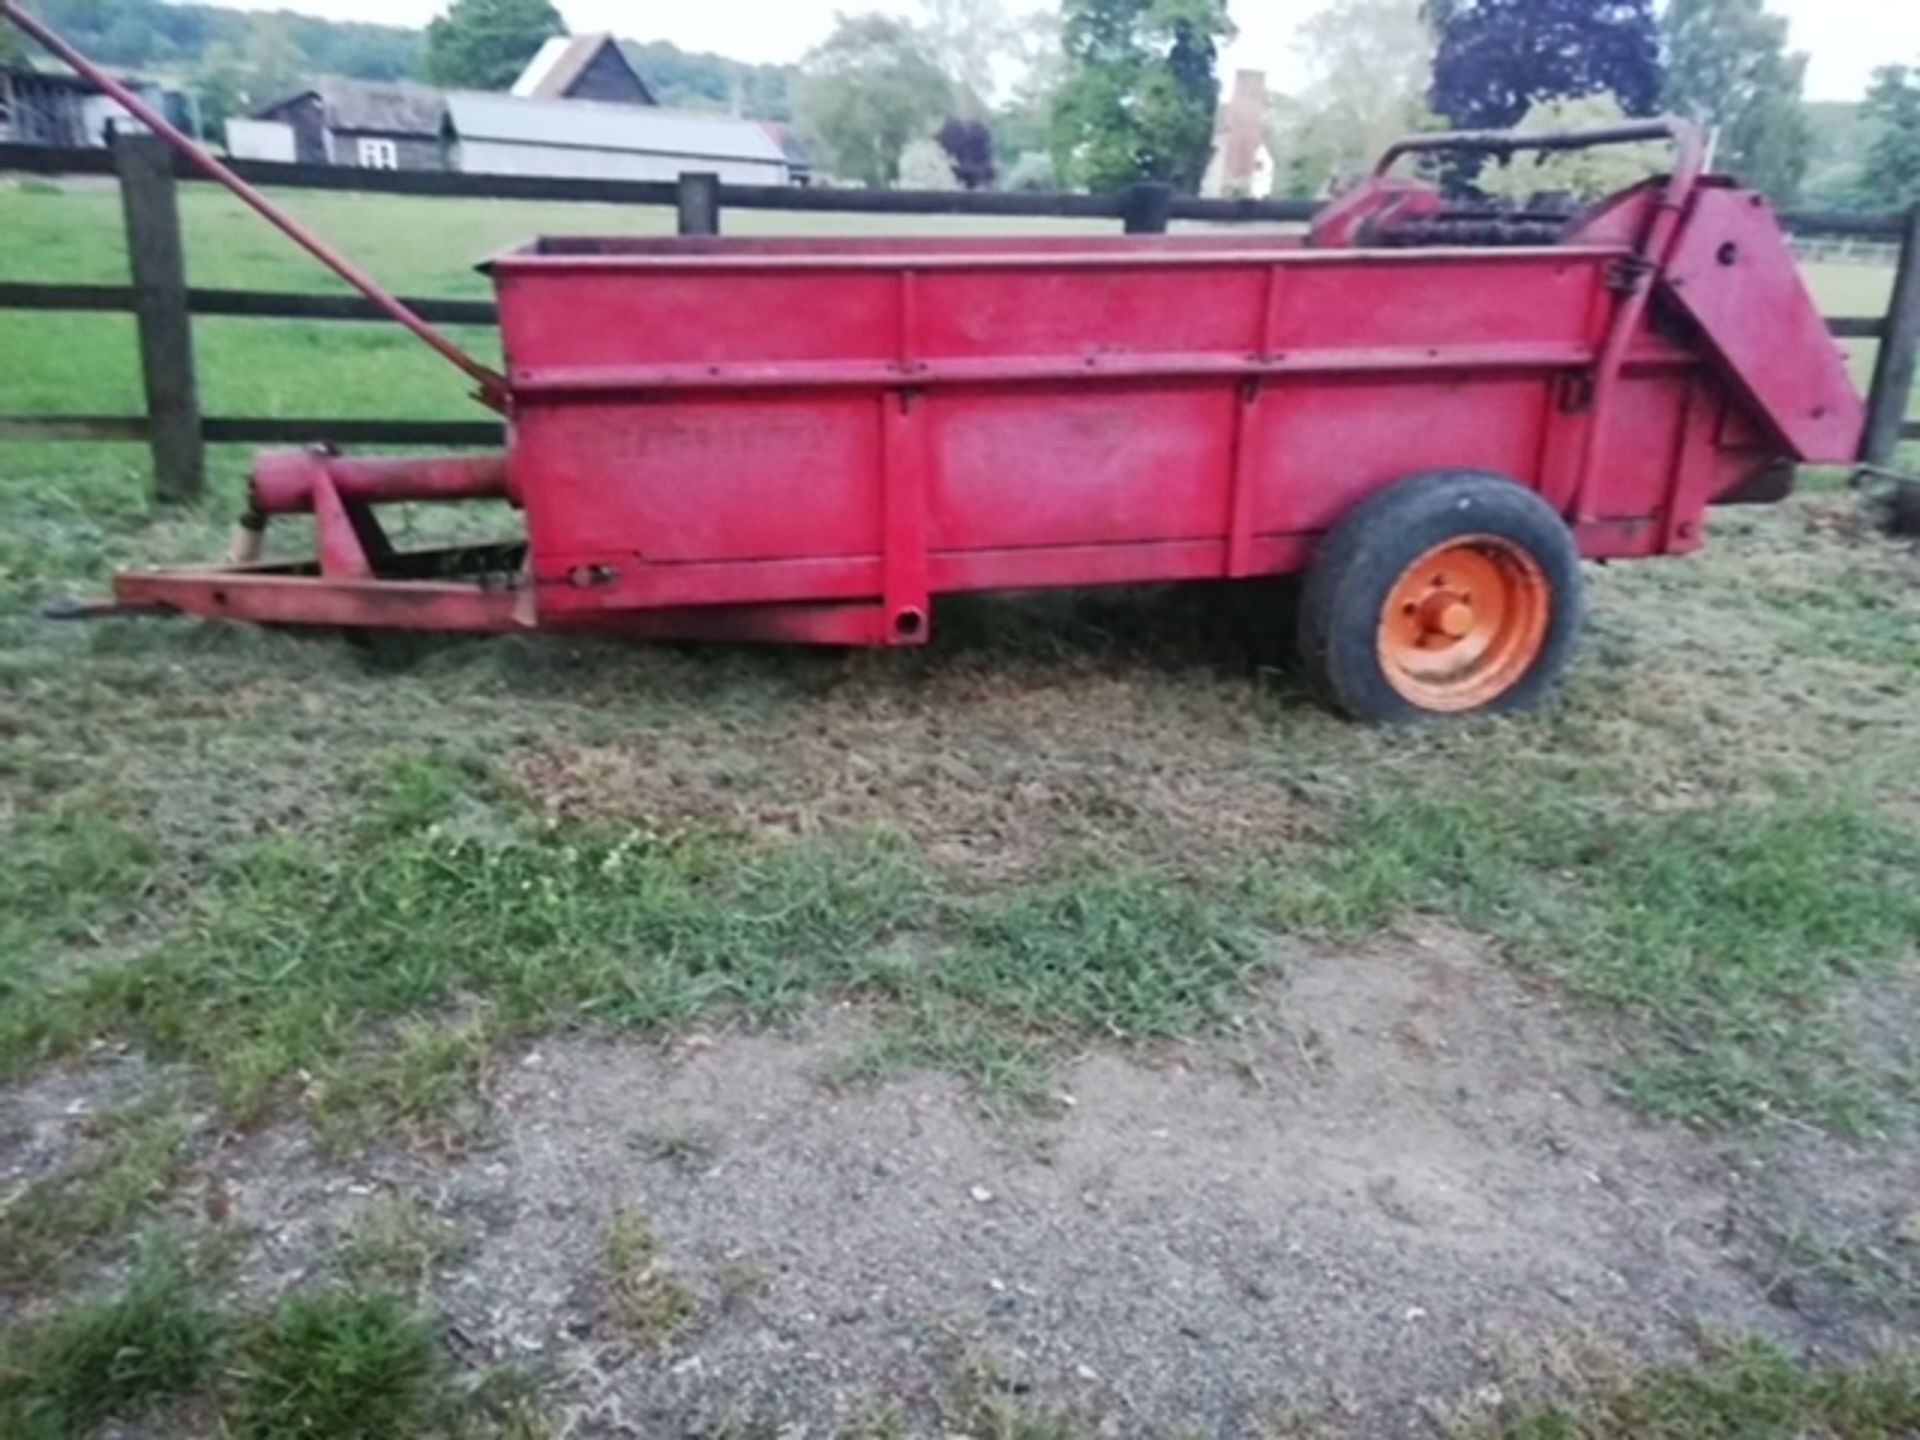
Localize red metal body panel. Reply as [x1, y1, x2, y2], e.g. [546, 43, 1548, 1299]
[111, 171, 1864, 645]
[495, 244, 1619, 632]
[1658, 187, 1865, 462]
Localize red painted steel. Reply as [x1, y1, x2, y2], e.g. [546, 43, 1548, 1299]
[1659, 186, 1867, 460]
[251, 452, 515, 513]
[82, 120, 1863, 648]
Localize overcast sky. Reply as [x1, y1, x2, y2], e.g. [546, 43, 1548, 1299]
[219, 0, 1917, 105]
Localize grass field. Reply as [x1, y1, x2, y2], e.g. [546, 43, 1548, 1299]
[1, 177, 1917, 1437]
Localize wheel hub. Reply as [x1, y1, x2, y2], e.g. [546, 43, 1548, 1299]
[1415, 591, 1476, 642]
[1377, 536, 1551, 711]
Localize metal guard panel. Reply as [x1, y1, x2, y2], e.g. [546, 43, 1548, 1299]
[1659, 187, 1865, 464]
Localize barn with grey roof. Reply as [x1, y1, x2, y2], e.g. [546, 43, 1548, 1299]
[443, 92, 791, 185]
[236, 78, 449, 171]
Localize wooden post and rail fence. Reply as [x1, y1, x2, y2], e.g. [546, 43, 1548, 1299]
[2, 134, 1918, 505]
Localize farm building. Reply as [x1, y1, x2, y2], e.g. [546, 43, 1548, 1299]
[0, 61, 180, 148]
[512, 33, 655, 106]
[227, 35, 807, 186]
[443, 92, 793, 185]
[764, 123, 815, 187]
[230, 79, 448, 171]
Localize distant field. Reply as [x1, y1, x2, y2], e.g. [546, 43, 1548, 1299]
[1801, 259, 1902, 394]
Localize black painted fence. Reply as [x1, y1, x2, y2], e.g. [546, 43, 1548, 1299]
[2, 135, 1916, 502]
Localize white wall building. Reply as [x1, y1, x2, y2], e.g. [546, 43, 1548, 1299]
[224, 116, 297, 162]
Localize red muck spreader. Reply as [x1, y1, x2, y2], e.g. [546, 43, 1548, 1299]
[6, 4, 1865, 721]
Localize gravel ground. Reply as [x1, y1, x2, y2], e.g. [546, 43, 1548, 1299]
[62, 928, 1893, 1437]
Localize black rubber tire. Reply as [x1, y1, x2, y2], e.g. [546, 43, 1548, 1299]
[1297, 470, 1585, 723]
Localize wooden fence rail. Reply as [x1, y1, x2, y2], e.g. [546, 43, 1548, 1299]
[2, 135, 1917, 503]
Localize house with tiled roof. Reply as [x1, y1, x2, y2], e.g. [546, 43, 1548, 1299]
[512, 34, 655, 106]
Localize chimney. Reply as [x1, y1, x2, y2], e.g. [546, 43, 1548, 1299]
[1224, 69, 1268, 192]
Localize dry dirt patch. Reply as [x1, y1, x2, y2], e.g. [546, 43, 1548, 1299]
[140, 931, 1855, 1437]
[508, 666, 1320, 886]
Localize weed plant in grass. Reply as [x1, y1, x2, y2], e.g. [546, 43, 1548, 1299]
[232, 1289, 442, 1440]
[337, 1193, 470, 1299]
[603, 1207, 699, 1346]
[0, 1237, 221, 1439]
[1, 1246, 551, 1440]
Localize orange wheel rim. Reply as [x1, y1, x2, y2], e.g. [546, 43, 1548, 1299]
[1376, 536, 1551, 712]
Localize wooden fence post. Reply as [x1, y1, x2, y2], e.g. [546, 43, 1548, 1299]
[1122, 182, 1173, 235]
[114, 132, 203, 503]
[677, 172, 721, 236]
[1862, 202, 1920, 468]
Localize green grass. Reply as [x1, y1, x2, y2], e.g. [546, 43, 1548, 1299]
[0, 746, 1297, 1127]
[2, 1237, 548, 1440]
[0, 186, 1909, 457]
[232, 1290, 443, 1440]
[7, 735, 1910, 1152]
[0, 806, 160, 959]
[0, 1236, 222, 1439]
[951, 867, 1265, 1038]
[0, 1099, 193, 1288]
[1761, 1219, 1920, 1319]
[2, 570, 1915, 1142]
[1452, 1337, 1920, 1439]
[308, 1012, 497, 1155]
[0, 181, 1105, 453]
[0, 761, 932, 1107]
[1801, 260, 1917, 451]
[6, 1253, 1914, 1440]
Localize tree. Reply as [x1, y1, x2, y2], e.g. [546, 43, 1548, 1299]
[424, 0, 563, 92]
[937, 116, 997, 187]
[17, 0, 421, 82]
[1004, 149, 1058, 190]
[899, 136, 956, 188]
[1276, 0, 1435, 197]
[1050, 0, 1233, 193]
[0, 22, 26, 66]
[1426, 0, 1663, 132]
[624, 40, 798, 120]
[1858, 64, 1920, 209]
[1663, 0, 1810, 202]
[991, 9, 1065, 161]
[239, 16, 308, 107]
[920, 0, 1014, 108]
[192, 44, 249, 143]
[1476, 93, 1666, 199]
[1797, 100, 1873, 211]
[795, 14, 954, 187]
